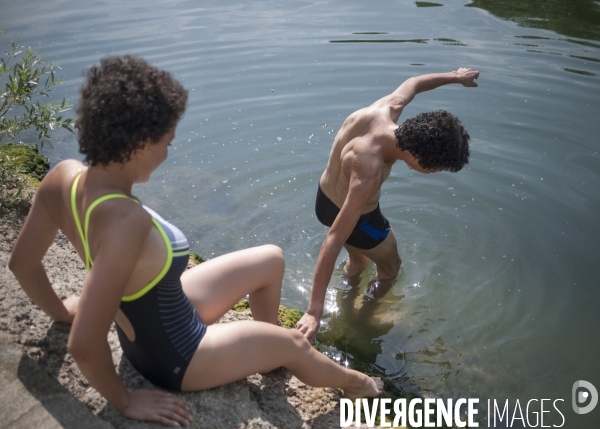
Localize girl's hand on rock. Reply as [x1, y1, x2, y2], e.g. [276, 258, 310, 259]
[121, 389, 191, 427]
[57, 295, 79, 324]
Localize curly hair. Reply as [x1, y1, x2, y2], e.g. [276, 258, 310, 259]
[76, 55, 188, 166]
[394, 110, 470, 172]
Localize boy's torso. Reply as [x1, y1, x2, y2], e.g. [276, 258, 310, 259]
[319, 107, 399, 213]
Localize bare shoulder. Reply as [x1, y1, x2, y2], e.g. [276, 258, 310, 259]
[27, 160, 84, 216]
[38, 159, 86, 195]
[89, 196, 153, 241]
[342, 139, 383, 183]
[9, 162, 86, 263]
[49, 159, 86, 181]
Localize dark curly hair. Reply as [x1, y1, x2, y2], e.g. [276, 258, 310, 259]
[76, 55, 188, 166]
[394, 110, 470, 172]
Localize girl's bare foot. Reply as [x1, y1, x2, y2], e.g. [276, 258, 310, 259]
[343, 375, 384, 401]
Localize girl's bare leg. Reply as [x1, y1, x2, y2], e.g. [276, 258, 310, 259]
[181, 321, 383, 400]
[181, 245, 284, 325]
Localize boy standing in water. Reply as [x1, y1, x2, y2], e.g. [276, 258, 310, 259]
[296, 68, 479, 343]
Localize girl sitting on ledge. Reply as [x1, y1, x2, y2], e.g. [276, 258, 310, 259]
[8, 55, 382, 427]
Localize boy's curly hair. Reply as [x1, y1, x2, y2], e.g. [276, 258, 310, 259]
[394, 110, 470, 172]
[76, 55, 188, 166]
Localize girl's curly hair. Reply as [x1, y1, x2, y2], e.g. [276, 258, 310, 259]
[76, 55, 188, 166]
[394, 110, 470, 172]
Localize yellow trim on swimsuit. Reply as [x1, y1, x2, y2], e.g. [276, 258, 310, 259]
[121, 218, 173, 302]
[70, 173, 173, 302]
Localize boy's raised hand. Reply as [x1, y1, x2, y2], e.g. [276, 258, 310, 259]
[456, 67, 479, 87]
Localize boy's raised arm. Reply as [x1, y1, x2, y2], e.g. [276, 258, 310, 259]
[383, 68, 479, 122]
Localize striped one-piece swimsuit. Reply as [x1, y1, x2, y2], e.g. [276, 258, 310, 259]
[71, 174, 206, 390]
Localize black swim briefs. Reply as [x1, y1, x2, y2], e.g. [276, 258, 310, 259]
[315, 185, 390, 250]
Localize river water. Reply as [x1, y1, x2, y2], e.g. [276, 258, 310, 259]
[3, 0, 600, 427]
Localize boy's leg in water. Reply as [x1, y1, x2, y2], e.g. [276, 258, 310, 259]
[356, 228, 402, 281]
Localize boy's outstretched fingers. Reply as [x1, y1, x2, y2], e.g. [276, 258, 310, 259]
[457, 67, 479, 87]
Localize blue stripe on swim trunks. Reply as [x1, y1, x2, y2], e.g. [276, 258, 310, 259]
[359, 220, 390, 240]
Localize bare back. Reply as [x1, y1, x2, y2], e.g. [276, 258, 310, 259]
[319, 99, 400, 213]
[33, 160, 167, 299]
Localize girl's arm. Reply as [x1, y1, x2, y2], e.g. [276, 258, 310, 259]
[9, 185, 74, 323]
[67, 201, 190, 426]
[67, 200, 151, 411]
[10, 190, 190, 426]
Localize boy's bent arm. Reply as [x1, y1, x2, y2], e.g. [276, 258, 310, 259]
[383, 68, 479, 122]
[296, 168, 380, 342]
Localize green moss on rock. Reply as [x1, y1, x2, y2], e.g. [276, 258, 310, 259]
[277, 305, 303, 328]
[188, 252, 205, 265]
[232, 299, 304, 328]
[0, 143, 50, 181]
[233, 299, 251, 312]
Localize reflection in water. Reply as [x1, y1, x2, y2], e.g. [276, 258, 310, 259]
[466, 0, 600, 41]
[330, 38, 429, 44]
[508, 31, 599, 77]
[316, 268, 460, 393]
[563, 67, 597, 76]
[515, 34, 600, 48]
[527, 45, 600, 76]
[526, 49, 562, 55]
[415, 1, 444, 7]
[395, 336, 454, 383]
[569, 54, 600, 62]
[434, 38, 467, 46]
[330, 37, 466, 46]
[563, 38, 600, 48]
[317, 272, 398, 374]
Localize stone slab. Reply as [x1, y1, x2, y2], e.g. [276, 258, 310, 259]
[0, 331, 113, 429]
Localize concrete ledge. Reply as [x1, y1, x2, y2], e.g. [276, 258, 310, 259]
[0, 331, 113, 429]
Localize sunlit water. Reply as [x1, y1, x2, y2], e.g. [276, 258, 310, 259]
[4, 0, 600, 427]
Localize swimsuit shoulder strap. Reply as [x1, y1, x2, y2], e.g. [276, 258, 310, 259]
[70, 173, 138, 270]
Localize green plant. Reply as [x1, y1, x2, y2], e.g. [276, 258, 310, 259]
[1, 30, 74, 148]
[1, 30, 72, 211]
[0, 153, 35, 210]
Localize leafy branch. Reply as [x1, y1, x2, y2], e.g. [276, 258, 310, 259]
[1, 30, 72, 211]
[1, 36, 74, 148]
